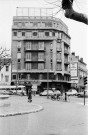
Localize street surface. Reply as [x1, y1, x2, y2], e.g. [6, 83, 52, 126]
[0, 95, 88, 135]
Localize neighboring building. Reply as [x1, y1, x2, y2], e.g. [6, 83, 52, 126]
[0, 58, 11, 85]
[11, 7, 71, 93]
[70, 52, 87, 91]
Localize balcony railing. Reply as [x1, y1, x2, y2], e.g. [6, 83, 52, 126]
[25, 58, 45, 62]
[56, 47, 62, 52]
[64, 50, 69, 54]
[56, 59, 62, 62]
[64, 60, 70, 64]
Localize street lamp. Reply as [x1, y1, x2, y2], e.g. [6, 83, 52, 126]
[47, 69, 49, 99]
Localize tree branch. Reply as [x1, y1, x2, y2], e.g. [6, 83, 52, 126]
[62, 0, 88, 25]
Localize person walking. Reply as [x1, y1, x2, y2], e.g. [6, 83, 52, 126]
[28, 88, 32, 102]
[65, 92, 67, 101]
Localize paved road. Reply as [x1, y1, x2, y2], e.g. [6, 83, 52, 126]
[0, 95, 88, 135]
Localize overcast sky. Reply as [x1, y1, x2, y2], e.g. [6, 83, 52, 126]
[0, 0, 88, 67]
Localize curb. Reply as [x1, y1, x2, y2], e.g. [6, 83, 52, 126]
[0, 104, 44, 117]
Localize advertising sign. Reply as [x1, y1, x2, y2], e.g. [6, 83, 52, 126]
[70, 63, 78, 77]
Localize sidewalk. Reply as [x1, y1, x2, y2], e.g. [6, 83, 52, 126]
[0, 95, 44, 117]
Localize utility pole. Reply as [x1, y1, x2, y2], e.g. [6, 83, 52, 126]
[47, 70, 49, 99]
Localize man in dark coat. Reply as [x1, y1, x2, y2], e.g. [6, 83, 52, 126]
[28, 89, 32, 102]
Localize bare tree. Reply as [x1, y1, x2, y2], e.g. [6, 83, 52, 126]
[62, 0, 88, 25]
[0, 47, 11, 70]
[45, 0, 88, 25]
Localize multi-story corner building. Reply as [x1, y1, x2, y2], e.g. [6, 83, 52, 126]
[70, 52, 87, 91]
[0, 58, 11, 85]
[11, 8, 71, 93]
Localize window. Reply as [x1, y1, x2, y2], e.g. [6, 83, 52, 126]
[17, 63, 21, 70]
[13, 31, 17, 36]
[57, 63, 62, 70]
[25, 63, 31, 70]
[38, 53, 44, 60]
[33, 22, 38, 27]
[14, 22, 18, 26]
[39, 31, 44, 37]
[42, 22, 45, 27]
[17, 41, 21, 48]
[18, 48, 21, 52]
[25, 53, 31, 60]
[26, 42, 31, 50]
[17, 53, 21, 59]
[5, 76, 9, 82]
[18, 59, 21, 63]
[18, 31, 21, 37]
[52, 32, 55, 36]
[25, 22, 29, 27]
[1, 74, 3, 81]
[6, 66, 9, 71]
[64, 65, 68, 71]
[26, 31, 30, 37]
[18, 22, 22, 27]
[39, 42, 44, 50]
[22, 32, 25, 36]
[12, 75, 16, 79]
[51, 62, 53, 70]
[33, 32, 37, 36]
[45, 22, 52, 27]
[45, 32, 49, 36]
[30, 22, 33, 27]
[57, 53, 61, 60]
[31, 42, 38, 50]
[31, 63, 38, 69]
[38, 63, 44, 70]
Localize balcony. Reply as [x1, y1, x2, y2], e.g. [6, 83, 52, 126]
[64, 60, 70, 64]
[57, 59, 62, 62]
[25, 58, 45, 62]
[56, 47, 62, 52]
[24, 48, 45, 52]
[64, 50, 69, 54]
[12, 35, 56, 41]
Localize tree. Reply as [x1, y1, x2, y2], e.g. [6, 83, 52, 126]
[45, 0, 88, 25]
[62, 0, 88, 25]
[0, 47, 11, 70]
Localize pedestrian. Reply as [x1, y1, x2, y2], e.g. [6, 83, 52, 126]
[28, 88, 32, 102]
[65, 92, 67, 101]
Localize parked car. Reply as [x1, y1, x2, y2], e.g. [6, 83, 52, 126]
[66, 89, 77, 96]
[53, 90, 61, 96]
[40, 90, 54, 96]
[77, 90, 88, 97]
[9, 89, 26, 96]
[0, 90, 10, 95]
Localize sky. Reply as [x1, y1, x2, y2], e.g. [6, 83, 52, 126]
[0, 0, 88, 67]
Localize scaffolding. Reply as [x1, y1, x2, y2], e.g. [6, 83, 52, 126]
[16, 7, 53, 17]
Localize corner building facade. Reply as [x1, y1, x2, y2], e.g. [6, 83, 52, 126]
[11, 8, 71, 93]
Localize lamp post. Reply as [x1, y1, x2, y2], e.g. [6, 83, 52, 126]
[47, 69, 49, 99]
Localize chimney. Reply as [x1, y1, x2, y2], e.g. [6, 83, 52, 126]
[71, 52, 75, 56]
[80, 58, 83, 62]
